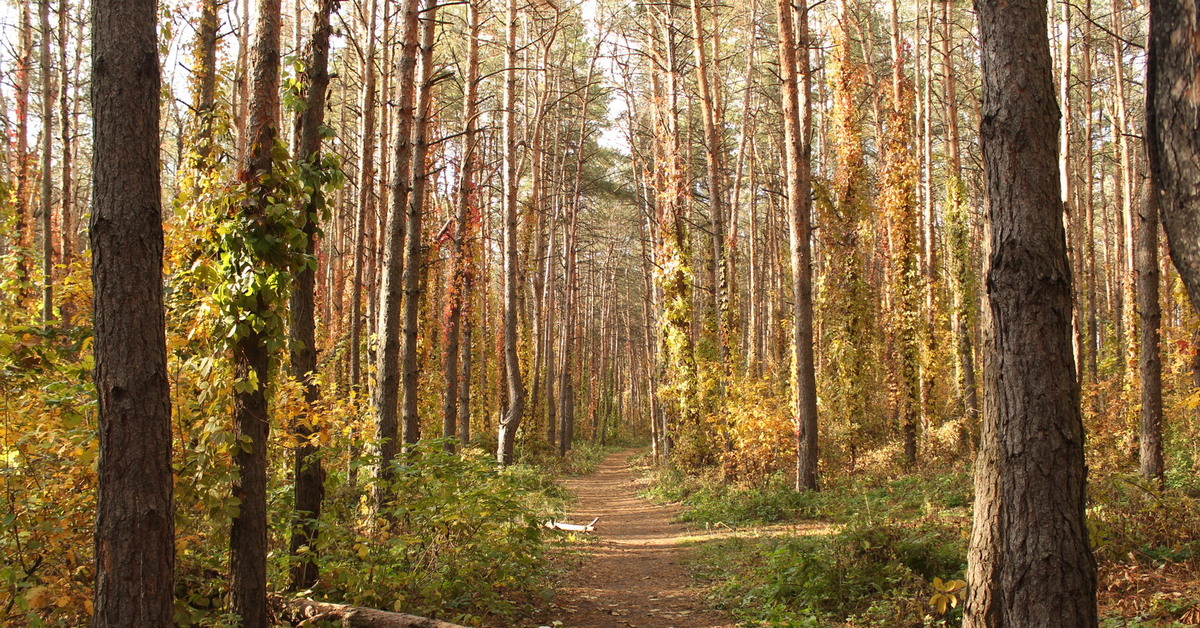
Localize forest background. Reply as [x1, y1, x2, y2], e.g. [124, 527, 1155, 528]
[1, 0, 1199, 625]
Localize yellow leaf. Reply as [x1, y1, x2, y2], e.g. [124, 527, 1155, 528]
[25, 586, 49, 609]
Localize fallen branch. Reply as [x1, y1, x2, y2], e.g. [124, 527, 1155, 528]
[545, 516, 599, 532]
[278, 598, 470, 628]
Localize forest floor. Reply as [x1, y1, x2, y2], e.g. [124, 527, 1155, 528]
[541, 449, 737, 628]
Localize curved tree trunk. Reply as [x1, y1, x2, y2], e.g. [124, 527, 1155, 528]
[1146, 0, 1200, 313]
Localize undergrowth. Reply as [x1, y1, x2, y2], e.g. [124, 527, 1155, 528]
[648, 457, 1200, 627]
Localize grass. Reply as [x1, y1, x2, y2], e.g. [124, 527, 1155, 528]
[644, 459, 1200, 627]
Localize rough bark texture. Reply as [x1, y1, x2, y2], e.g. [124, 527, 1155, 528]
[1135, 179, 1163, 480]
[776, 0, 818, 491]
[965, 0, 1098, 625]
[372, 0, 420, 501]
[38, 0, 54, 323]
[194, 0, 219, 170]
[399, 0, 438, 447]
[90, 0, 175, 622]
[14, 1, 33, 271]
[1146, 0, 1200, 313]
[230, 0, 282, 624]
[287, 0, 336, 591]
[91, 0, 175, 624]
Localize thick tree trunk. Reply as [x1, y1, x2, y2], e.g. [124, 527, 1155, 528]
[1146, 0, 1200, 312]
[776, 0, 818, 491]
[90, 0, 174, 623]
[287, 0, 335, 591]
[965, 0, 1098, 625]
[230, 0, 282, 624]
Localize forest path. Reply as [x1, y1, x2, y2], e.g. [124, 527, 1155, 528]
[548, 449, 736, 628]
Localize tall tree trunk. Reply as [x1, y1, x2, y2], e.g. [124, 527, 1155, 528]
[1112, 1, 1136, 372]
[90, 0, 174, 622]
[194, 0, 219, 173]
[885, 0, 922, 467]
[57, 0, 73, 268]
[497, 0, 526, 465]
[349, 0, 378, 397]
[372, 0, 421, 500]
[1083, 0, 1099, 383]
[39, 0, 55, 324]
[964, 0, 1098, 624]
[230, 0, 282, 623]
[443, 0, 479, 451]
[399, 0, 439, 446]
[776, 0, 818, 491]
[1135, 178, 1163, 481]
[1146, 0, 1200, 312]
[287, 0, 335, 592]
[943, 0, 978, 438]
[689, 0, 729, 364]
[14, 1, 33, 278]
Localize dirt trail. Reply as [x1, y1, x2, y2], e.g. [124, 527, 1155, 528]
[549, 449, 736, 628]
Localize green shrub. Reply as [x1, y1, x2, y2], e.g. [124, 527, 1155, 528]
[311, 441, 558, 625]
[697, 519, 967, 627]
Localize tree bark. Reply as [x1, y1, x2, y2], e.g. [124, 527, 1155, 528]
[1146, 0, 1200, 312]
[443, 0, 480, 451]
[90, 0, 174, 624]
[14, 1, 33, 276]
[399, 0, 439, 447]
[776, 0, 818, 491]
[57, 0, 74, 268]
[349, 0, 378, 398]
[373, 0, 421, 500]
[497, 0, 526, 465]
[1135, 178, 1163, 481]
[965, 0, 1098, 624]
[38, 0, 55, 323]
[230, 0, 282, 624]
[287, 0, 336, 591]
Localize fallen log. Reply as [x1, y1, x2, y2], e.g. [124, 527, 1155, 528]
[278, 598, 470, 628]
[544, 516, 599, 532]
